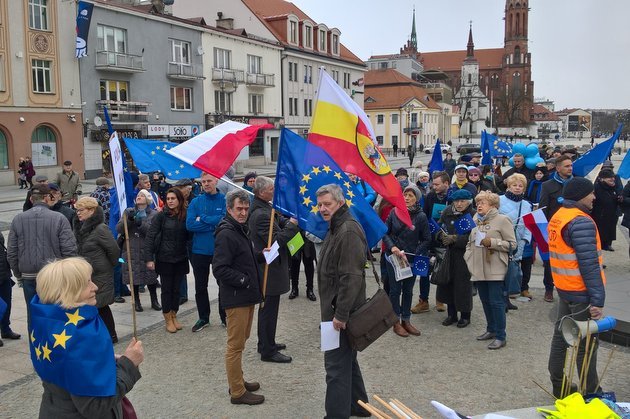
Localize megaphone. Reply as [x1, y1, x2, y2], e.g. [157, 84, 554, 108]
[561, 316, 617, 345]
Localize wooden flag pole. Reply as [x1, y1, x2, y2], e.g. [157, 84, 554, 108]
[260, 208, 275, 309]
[372, 395, 407, 419]
[122, 212, 138, 338]
[358, 400, 390, 419]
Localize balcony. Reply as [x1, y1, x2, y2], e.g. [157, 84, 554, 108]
[212, 68, 244, 85]
[167, 62, 205, 80]
[95, 50, 144, 73]
[246, 73, 275, 87]
[95, 100, 151, 123]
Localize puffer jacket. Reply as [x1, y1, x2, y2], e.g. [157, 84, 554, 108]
[554, 200, 605, 307]
[383, 204, 431, 260]
[185, 191, 226, 256]
[499, 195, 533, 260]
[143, 210, 189, 264]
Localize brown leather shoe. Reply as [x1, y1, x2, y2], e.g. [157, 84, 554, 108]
[163, 313, 176, 333]
[244, 381, 260, 392]
[230, 390, 265, 405]
[435, 301, 446, 312]
[393, 322, 409, 337]
[401, 320, 421, 336]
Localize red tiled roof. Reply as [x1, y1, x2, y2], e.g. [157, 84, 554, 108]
[531, 103, 560, 121]
[422, 48, 503, 72]
[365, 69, 419, 86]
[364, 70, 441, 110]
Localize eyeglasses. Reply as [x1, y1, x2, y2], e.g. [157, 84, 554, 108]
[469, 174, 480, 177]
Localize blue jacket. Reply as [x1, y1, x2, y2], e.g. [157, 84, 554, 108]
[499, 195, 532, 260]
[353, 178, 376, 206]
[186, 192, 226, 255]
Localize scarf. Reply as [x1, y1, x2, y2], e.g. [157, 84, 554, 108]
[552, 171, 573, 185]
[454, 178, 468, 189]
[527, 180, 543, 203]
[505, 190, 524, 202]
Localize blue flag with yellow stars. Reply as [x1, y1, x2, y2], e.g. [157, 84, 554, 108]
[29, 296, 116, 396]
[273, 128, 386, 248]
[124, 138, 201, 180]
[454, 213, 476, 235]
[412, 255, 430, 276]
[428, 217, 442, 235]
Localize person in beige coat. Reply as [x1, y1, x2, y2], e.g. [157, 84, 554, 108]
[464, 191, 516, 350]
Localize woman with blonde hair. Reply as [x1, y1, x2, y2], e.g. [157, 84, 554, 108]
[464, 191, 516, 350]
[73, 197, 120, 343]
[31, 257, 143, 418]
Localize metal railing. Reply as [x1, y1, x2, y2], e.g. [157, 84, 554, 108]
[167, 62, 204, 79]
[95, 100, 151, 122]
[95, 50, 144, 72]
[211, 68, 244, 84]
[246, 72, 274, 87]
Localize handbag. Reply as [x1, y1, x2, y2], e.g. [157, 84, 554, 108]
[429, 247, 450, 286]
[345, 255, 398, 352]
[121, 396, 137, 419]
[504, 242, 522, 295]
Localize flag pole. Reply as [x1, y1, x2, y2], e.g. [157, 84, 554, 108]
[260, 209, 275, 309]
[122, 213, 138, 338]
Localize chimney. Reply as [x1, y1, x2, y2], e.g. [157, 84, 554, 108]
[216, 12, 234, 30]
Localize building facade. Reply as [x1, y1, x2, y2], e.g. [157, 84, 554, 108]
[555, 108, 592, 140]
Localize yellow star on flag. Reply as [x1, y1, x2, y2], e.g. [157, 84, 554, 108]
[346, 199, 353, 207]
[35, 344, 42, 361]
[302, 174, 311, 183]
[311, 205, 319, 214]
[65, 309, 85, 327]
[343, 181, 351, 189]
[150, 151, 156, 155]
[347, 190, 355, 198]
[303, 196, 312, 206]
[299, 185, 308, 195]
[312, 167, 321, 175]
[42, 342, 52, 362]
[52, 329, 72, 349]
[334, 172, 342, 180]
[175, 170, 180, 174]
[30, 330, 36, 343]
[155, 146, 160, 150]
[322, 165, 332, 173]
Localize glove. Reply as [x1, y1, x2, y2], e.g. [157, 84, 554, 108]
[480, 237, 492, 248]
[441, 234, 457, 246]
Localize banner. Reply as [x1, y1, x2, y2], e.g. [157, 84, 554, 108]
[108, 132, 128, 215]
[75, 1, 94, 59]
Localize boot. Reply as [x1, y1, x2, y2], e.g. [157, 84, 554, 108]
[410, 299, 429, 314]
[149, 285, 161, 311]
[133, 286, 143, 312]
[288, 288, 298, 299]
[393, 322, 409, 337]
[170, 311, 183, 330]
[163, 313, 176, 333]
[134, 299, 143, 312]
[401, 320, 421, 336]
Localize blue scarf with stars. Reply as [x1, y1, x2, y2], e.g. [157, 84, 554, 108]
[29, 296, 116, 396]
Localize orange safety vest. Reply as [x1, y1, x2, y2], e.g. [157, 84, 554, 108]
[548, 207, 606, 292]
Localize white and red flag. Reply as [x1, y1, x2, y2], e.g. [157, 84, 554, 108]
[522, 208, 549, 261]
[166, 121, 271, 179]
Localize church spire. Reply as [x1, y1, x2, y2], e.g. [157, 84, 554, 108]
[410, 7, 417, 51]
[466, 21, 475, 57]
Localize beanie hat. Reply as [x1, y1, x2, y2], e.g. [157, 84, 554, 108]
[47, 182, 60, 191]
[562, 177, 594, 202]
[450, 189, 473, 201]
[395, 167, 408, 177]
[175, 178, 193, 187]
[602, 161, 614, 168]
[468, 167, 481, 176]
[403, 184, 421, 201]
[96, 177, 111, 186]
[243, 171, 257, 184]
[136, 189, 154, 205]
[454, 164, 469, 172]
[35, 174, 48, 182]
[418, 171, 430, 179]
[598, 169, 615, 179]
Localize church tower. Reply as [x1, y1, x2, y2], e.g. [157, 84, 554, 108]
[399, 8, 419, 58]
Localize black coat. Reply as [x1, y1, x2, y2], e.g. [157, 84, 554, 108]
[213, 215, 264, 309]
[0, 232, 11, 284]
[144, 210, 189, 264]
[383, 205, 431, 260]
[247, 197, 299, 296]
[117, 207, 159, 286]
[540, 177, 566, 220]
[435, 205, 475, 312]
[592, 181, 619, 245]
[621, 182, 630, 229]
[73, 206, 119, 308]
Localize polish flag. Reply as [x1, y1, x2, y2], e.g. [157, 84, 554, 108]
[166, 121, 272, 179]
[523, 208, 549, 261]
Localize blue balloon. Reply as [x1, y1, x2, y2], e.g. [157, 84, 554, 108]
[508, 157, 514, 168]
[513, 143, 527, 155]
[535, 156, 545, 165]
[525, 157, 537, 170]
[525, 143, 539, 157]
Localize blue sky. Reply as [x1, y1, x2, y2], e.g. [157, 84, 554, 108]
[291, 0, 630, 110]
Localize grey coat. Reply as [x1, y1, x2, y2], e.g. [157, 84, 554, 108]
[116, 207, 158, 286]
[38, 356, 141, 419]
[8, 203, 77, 279]
[247, 197, 299, 296]
[317, 205, 367, 323]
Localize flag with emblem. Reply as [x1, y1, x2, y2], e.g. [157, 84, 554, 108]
[29, 296, 116, 396]
[273, 128, 386, 248]
[428, 217, 442, 235]
[454, 213, 476, 234]
[411, 255, 430, 276]
[287, 231, 305, 256]
[481, 131, 493, 165]
[308, 68, 411, 227]
[123, 138, 201, 180]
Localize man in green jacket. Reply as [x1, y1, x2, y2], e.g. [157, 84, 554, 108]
[55, 160, 82, 203]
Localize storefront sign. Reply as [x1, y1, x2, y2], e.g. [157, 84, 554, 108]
[148, 125, 169, 136]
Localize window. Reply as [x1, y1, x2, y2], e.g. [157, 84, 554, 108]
[411, 113, 418, 126]
[332, 34, 339, 55]
[514, 46, 521, 64]
[379, 62, 388, 69]
[249, 94, 263, 114]
[391, 114, 398, 124]
[391, 135, 398, 146]
[289, 20, 298, 45]
[97, 25, 127, 53]
[169, 39, 191, 65]
[376, 114, 384, 124]
[289, 62, 298, 82]
[31, 125, 57, 167]
[376, 136, 383, 146]
[331, 70, 339, 84]
[215, 91, 232, 113]
[304, 25, 312, 48]
[100, 80, 128, 101]
[28, 0, 48, 31]
[289, 97, 299, 116]
[490, 73, 499, 87]
[0, 130, 8, 169]
[214, 48, 231, 69]
[0, 55, 6, 91]
[319, 29, 326, 51]
[170, 86, 192, 111]
[304, 65, 312, 84]
[31, 59, 52, 93]
[248, 55, 262, 74]
[303, 99, 313, 117]
[467, 73, 471, 84]
[343, 73, 351, 89]
[250, 130, 264, 157]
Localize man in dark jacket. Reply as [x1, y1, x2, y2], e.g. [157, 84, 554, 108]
[213, 189, 265, 406]
[500, 153, 534, 191]
[22, 174, 49, 211]
[547, 177, 605, 398]
[316, 183, 370, 418]
[49, 183, 75, 225]
[539, 155, 573, 302]
[0, 231, 20, 346]
[248, 176, 298, 363]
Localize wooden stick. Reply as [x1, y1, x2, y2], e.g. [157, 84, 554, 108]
[122, 213, 137, 338]
[373, 395, 407, 419]
[560, 345, 571, 399]
[596, 345, 616, 390]
[388, 402, 412, 419]
[259, 208, 276, 309]
[391, 399, 422, 419]
[582, 337, 597, 393]
[532, 379, 557, 400]
[358, 400, 390, 419]
[579, 322, 592, 394]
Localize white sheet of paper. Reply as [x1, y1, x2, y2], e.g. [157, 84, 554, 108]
[475, 231, 486, 247]
[320, 321, 340, 351]
[263, 241, 280, 264]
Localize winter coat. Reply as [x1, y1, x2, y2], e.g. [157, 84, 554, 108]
[73, 206, 119, 308]
[499, 195, 533, 261]
[38, 356, 141, 419]
[185, 191, 226, 256]
[317, 205, 367, 323]
[540, 175, 572, 220]
[52, 201, 75, 226]
[464, 208, 516, 281]
[56, 170, 82, 201]
[443, 158, 456, 178]
[435, 204, 475, 312]
[90, 186, 112, 224]
[116, 207, 158, 286]
[247, 197, 299, 296]
[526, 180, 545, 205]
[353, 178, 377, 206]
[424, 191, 448, 221]
[621, 182, 630, 230]
[447, 182, 477, 201]
[471, 178, 499, 194]
[212, 215, 264, 309]
[143, 210, 189, 265]
[592, 181, 620, 245]
[8, 203, 77, 279]
[383, 204, 431, 261]
[24, 161, 35, 178]
[0, 232, 11, 284]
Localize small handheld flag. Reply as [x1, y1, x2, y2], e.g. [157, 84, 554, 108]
[454, 213, 475, 234]
[287, 231, 305, 256]
[428, 218, 442, 235]
[412, 255, 430, 276]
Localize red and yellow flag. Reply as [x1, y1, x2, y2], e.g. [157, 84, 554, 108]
[308, 68, 411, 226]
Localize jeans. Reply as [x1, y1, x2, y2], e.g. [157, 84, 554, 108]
[386, 264, 415, 321]
[379, 253, 390, 296]
[225, 305, 255, 398]
[22, 279, 37, 331]
[476, 281, 506, 341]
[0, 279, 13, 333]
[548, 300, 600, 396]
[191, 253, 213, 322]
[418, 275, 430, 301]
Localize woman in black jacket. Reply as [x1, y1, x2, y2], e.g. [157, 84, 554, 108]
[383, 184, 431, 338]
[144, 188, 189, 333]
[592, 169, 621, 251]
[73, 197, 120, 343]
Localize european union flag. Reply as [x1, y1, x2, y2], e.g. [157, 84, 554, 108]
[454, 213, 476, 234]
[481, 131, 493, 165]
[573, 124, 623, 177]
[124, 138, 201, 180]
[412, 255, 430, 276]
[29, 296, 116, 396]
[428, 217, 442, 235]
[273, 129, 386, 248]
[428, 139, 444, 175]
